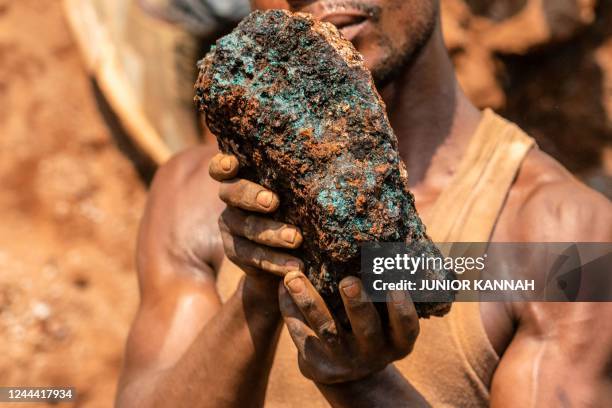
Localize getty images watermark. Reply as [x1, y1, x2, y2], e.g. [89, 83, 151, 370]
[361, 242, 612, 302]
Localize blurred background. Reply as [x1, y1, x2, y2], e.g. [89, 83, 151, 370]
[0, 0, 610, 406]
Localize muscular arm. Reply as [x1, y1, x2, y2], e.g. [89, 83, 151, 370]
[491, 162, 612, 407]
[116, 147, 302, 408]
[118, 270, 282, 408]
[491, 302, 612, 407]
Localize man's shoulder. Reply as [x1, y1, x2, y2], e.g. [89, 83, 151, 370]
[496, 148, 612, 343]
[153, 144, 219, 189]
[146, 144, 226, 273]
[151, 144, 226, 214]
[499, 147, 611, 242]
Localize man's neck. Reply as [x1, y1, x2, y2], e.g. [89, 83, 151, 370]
[379, 27, 482, 197]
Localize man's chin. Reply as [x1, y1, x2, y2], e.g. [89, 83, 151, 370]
[353, 38, 412, 89]
[367, 39, 433, 89]
[368, 56, 408, 90]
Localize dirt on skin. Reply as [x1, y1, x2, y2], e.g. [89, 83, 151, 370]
[0, 0, 146, 406]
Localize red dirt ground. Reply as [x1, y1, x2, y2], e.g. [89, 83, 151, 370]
[0, 1, 145, 406]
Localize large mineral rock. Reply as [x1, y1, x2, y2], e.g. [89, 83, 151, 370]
[195, 9, 454, 318]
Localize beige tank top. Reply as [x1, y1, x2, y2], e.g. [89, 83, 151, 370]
[216, 109, 535, 407]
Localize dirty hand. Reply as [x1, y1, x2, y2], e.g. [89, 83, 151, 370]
[279, 272, 420, 384]
[209, 152, 305, 277]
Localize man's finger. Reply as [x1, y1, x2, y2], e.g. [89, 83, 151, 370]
[279, 284, 319, 355]
[209, 153, 239, 181]
[220, 208, 303, 249]
[283, 272, 340, 346]
[219, 223, 303, 276]
[338, 276, 384, 353]
[279, 284, 332, 381]
[219, 179, 279, 213]
[387, 290, 419, 354]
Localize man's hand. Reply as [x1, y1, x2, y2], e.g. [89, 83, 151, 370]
[278, 272, 420, 385]
[119, 147, 301, 408]
[209, 153, 305, 277]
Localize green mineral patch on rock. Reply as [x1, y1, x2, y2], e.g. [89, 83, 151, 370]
[195, 9, 454, 318]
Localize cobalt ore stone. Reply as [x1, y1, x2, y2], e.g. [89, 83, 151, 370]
[195, 10, 454, 318]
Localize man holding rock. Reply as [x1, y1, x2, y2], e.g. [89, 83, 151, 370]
[116, 1, 612, 406]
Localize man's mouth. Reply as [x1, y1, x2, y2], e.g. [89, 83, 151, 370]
[298, 1, 380, 41]
[319, 12, 368, 41]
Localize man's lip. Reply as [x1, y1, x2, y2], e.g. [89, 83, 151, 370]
[338, 20, 367, 41]
[319, 12, 368, 40]
[320, 12, 367, 28]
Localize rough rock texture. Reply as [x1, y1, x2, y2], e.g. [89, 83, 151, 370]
[195, 10, 454, 318]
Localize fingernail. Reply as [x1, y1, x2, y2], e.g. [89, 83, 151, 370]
[221, 156, 232, 171]
[286, 276, 305, 294]
[281, 228, 297, 244]
[341, 280, 361, 298]
[285, 260, 301, 272]
[256, 191, 273, 208]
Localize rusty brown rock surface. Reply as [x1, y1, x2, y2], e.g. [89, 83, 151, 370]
[195, 10, 455, 318]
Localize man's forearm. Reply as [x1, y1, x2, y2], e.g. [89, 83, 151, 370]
[146, 276, 282, 408]
[316, 365, 430, 408]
